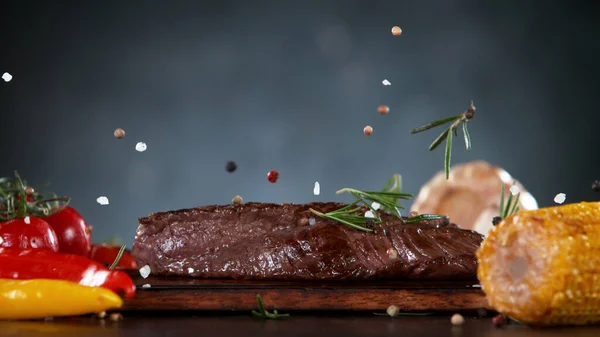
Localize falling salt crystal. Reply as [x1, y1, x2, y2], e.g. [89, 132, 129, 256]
[509, 185, 520, 195]
[187, 267, 194, 274]
[382, 79, 391, 86]
[24, 216, 30, 224]
[139, 265, 151, 279]
[141, 284, 151, 289]
[135, 142, 147, 152]
[96, 196, 109, 205]
[371, 202, 381, 210]
[308, 217, 317, 226]
[2, 72, 12, 82]
[554, 193, 566, 204]
[313, 181, 320, 195]
[365, 211, 375, 218]
[0, 237, 3, 245]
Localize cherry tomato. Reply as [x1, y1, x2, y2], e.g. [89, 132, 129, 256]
[0, 217, 59, 251]
[42, 206, 92, 257]
[90, 244, 138, 269]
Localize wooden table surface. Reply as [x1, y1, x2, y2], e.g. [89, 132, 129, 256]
[2, 313, 600, 337]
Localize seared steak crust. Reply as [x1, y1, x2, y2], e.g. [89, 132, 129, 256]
[132, 202, 483, 281]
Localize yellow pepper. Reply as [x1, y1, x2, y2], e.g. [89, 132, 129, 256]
[0, 279, 123, 320]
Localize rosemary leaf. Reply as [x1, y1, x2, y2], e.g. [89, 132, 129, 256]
[509, 193, 521, 216]
[499, 184, 506, 219]
[444, 127, 453, 179]
[504, 192, 514, 220]
[252, 295, 289, 319]
[310, 209, 373, 232]
[381, 174, 402, 194]
[462, 122, 471, 151]
[428, 126, 450, 151]
[410, 114, 462, 134]
[109, 245, 127, 270]
[405, 214, 448, 223]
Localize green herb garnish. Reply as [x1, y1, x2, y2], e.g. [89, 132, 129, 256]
[251, 295, 289, 319]
[499, 183, 520, 219]
[310, 175, 413, 232]
[0, 172, 69, 221]
[410, 101, 475, 179]
[404, 214, 448, 224]
[109, 245, 127, 270]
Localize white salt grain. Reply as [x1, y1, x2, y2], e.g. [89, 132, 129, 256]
[371, 202, 381, 211]
[24, 216, 30, 224]
[509, 185, 520, 195]
[313, 181, 320, 196]
[2, 72, 12, 82]
[96, 196, 110, 205]
[141, 284, 151, 289]
[382, 79, 391, 86]
[0, 237, 3, 245]
[386, 305, 399, 317]
[135, 142, 147, 152]
[308, 217, 317, 226]
[139, 265, 151, 279]
[554, 193, 566, 204]
[365, 211, 375, 218]
[187, 267, 194, 274]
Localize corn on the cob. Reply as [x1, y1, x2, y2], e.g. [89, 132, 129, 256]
[477, 201, 600, 326]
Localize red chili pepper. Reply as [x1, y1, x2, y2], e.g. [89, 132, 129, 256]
[90, 244, 138, 269]
[0, 248, 136, 298]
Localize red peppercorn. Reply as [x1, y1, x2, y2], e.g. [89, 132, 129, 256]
[267, 170, 279, 183]
[492, 314, 507, 327]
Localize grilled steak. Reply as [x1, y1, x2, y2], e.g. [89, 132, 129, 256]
[132, 202, 484, 281]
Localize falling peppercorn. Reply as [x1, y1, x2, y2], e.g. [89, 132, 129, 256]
[232, 195, 243, 204]
[492, 216, 502, 226]
[391, 26, 402, 36]
[113, 128, 126, 139]
[365, 219, 375, 229]
[25, 186, 35, 196]
[267, 170, 279, 183]
[377, 105, 390, 115]
[592, 180, 600, 192]
[363, 125, 373, 136]
[225, 161, 237, 173]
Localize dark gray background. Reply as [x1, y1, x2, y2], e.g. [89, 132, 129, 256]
[1, 0, 599, 245]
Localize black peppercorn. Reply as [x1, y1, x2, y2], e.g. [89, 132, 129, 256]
[492, 216, 502, 226]
[365, 219, 375, 229]
[225, 161, 237, 173]
[592, 180, 600, 192]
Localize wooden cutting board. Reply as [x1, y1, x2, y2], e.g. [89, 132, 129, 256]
[122, 272, 490, 312]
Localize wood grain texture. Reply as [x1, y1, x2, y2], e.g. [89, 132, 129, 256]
[123, 273, 490, 312]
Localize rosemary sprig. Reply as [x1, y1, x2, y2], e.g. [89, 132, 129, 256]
[499, 183, 520, 219]
[410, 101, 475, 179]
[251, 295, 289, 319]
[109, 245, 127, 270]
[310, 175, 413, 231]
[0, 172, 70, 221]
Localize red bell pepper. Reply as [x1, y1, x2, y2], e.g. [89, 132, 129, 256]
[0, 248, 136, 298]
